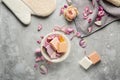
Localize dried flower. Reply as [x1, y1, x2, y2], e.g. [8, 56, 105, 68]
[64, 5, 78, 21]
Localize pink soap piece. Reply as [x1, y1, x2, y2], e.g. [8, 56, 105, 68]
[46, 45, 57, 59]
[44, 40, 50, 47]
[46, 45, 55, 56]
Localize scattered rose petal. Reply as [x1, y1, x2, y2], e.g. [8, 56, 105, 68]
[38, 24, 42, 31]
[79, 39, 87, 48]
[41, 56, 45, 61]
[60, 7, 64, 16]
[83, 16, 88, 19]
[36, 57, 42, 62]
[53, 26, 61, 31]
[98, 11, 105, 17]
[98, 6, 103, 11]
[89, 10, 93, 14]
[39, 65, 48, 75]
[64, 4, 68, 8]
[61, 27, 69, 34]
[85, 6, 89, 13]
[66, 27, 74, 33]
[37, 40, 41, 44]
[83, 12, 88, 17]
[88, 18, 92, 23]
[87, 27, 93, 33]
[35, 48, 41, 54]
[40, 36, 44, 39]
[76, 32, 81, 38]
[34, 63, 38, 70]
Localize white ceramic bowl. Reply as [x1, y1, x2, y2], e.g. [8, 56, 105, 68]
[40, 32, 71, 63]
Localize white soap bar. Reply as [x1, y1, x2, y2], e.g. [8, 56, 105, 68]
[79, 57, 92, 70]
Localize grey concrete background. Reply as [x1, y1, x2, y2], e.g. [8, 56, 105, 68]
[0, 0, 120, 80]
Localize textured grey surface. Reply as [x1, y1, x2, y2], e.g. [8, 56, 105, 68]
[0, 0, 120, 80]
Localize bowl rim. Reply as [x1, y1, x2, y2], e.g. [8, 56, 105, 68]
[40, 32, 71, 63]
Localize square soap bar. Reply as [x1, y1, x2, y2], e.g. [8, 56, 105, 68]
[57, 41, 67, 53]
[50, 37, 60, 51]
[79, 57, 92, 70]
[88, 51, 101, 64]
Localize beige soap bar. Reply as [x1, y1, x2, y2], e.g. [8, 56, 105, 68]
[57, 41, 67, 53]
[50, 37, 60, 51]
[88, 51, 101, 65]
[106, 0, 120, 7]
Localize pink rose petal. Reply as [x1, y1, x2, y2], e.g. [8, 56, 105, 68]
[76, 32, 81, 38]
[85, 6, 89, 13]
[89, 10, 93, 14]
[38, 24, 42, 31]
[98, 6, 103, 11]
[96, 17, 102, 21]
[64, 4, 68, 8]
[66, 27, 74, 33]
[41, 56, 45, 61]
[98, 11, 105, 17]
[83, 12, 88, 17]
[40, 36, 44, 39]
[79, 39, 87, 48]
[83, 16, 88, 19]
[35, 48, 41, 54]
[34, 63, 38, 70]
[88, 18, 92, 23]
[37, 40, 41, 44]
[87, 27, 93, 33]
[53, 26, 61, 31]
[60, 7, 64, 16]
[35, 57, 42, 62]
